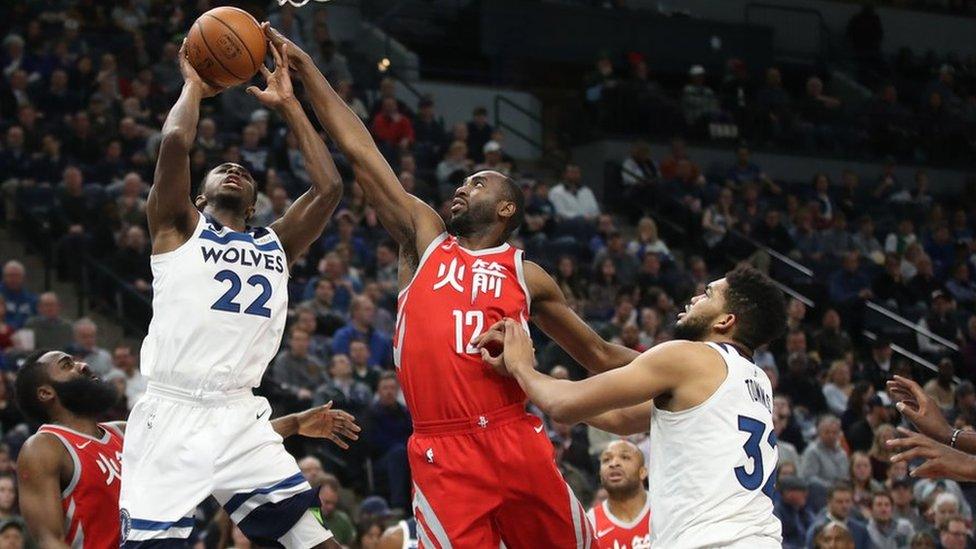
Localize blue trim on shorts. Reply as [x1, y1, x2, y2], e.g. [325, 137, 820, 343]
[235, 488, 319, 545]
[224, 472, 307, 515]
[122, 540, 191, 549]
[130, 517, 195, 531]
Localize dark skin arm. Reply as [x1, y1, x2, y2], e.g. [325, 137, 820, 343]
[147, 40, 221, 255]
[17, 434, 71, 549]
[264, 25, 443, 283]
[476, 262, 639, 374]
[887, 427, 976, 481]
[248, 42, 343, 267]
[887, 375, 976, 454]
[583, 401, 654, 436]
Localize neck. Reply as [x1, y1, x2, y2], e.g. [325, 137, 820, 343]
[607, 488, 647, 522]
[49, 411, 102, 438]
[704, 335, 752, 358]
[456, 226, 507, 252]
[204, 206, 247, 232]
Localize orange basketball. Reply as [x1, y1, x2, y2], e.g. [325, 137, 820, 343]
[185, 6, 267, 89]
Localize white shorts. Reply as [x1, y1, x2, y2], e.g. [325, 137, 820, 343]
[119, 382, 333, 548]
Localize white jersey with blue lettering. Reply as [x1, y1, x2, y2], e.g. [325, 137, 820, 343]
[139, 212, 289, 392]
[647, 341, 782, 548]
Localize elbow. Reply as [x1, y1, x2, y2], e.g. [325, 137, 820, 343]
[160, 129, 191, 152]
[546, 397, 584, 426]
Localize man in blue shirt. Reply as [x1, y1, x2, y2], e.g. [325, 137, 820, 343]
[806, 483, 872, 549]
[332, 295, 391, 367]
[774, 476, 816, 548]
[0, 261, 37, 330]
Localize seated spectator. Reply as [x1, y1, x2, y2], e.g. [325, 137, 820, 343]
[302, 252, 362, 312]
[775, 476, 815, 549]
[872, 253, 914, 312]
[466, 107, 493, 163]
[846, 394, 892, 453]
[665, 159, 707, 215]
[314, 354, 372, 414]
[849, 452, 884, 518]
[627, 217, 671, 261]
[658, 138, 702, 182]
[0, 260, 37, 330]
[805, 484, 871, 549]
[473, 140, 511, 175]
[780, 351, 827, 416]
[938, 516, 970, 549]
[112, 226, 152, 293]
[271, 327, 327, 405]
[322, 212, 371, 269]
[869, 423, 896, 483]
[701, 187, 737, 252]
[866, 491, 915, 549]
[371, 97, 414, 152]
[362, 372, 411, 510]
[292, 306, 330, 359]
[300, 278, 346, 338]
[726, 146, 779, 195]
[67, 318, 112, 376]
[799, 415, 849, 492]
[592, 231, 638, 287]
[890, 479, 925, 533]
[885, 219, 917, 255]
[821, 214, 855, 263]
[112, 344, 146, 409]
[837, 171, 867, 222]
[946, 380, 975, 428]
[755, 67, 793, 141]
[813, 309, 853, 364]
[790, 210, 825, 266]
[827, 252, 872, 306]
[923, 358, 957, 410]
[925, 224, 956, 279]
[549, 164, 600, 226]
[621, 140, 659, 188]
[796, 77, 843, 150]
[822, 360, 853, 416]
[437, 140, 472, 192]
[585, 259, 619, 321]
[332, 296, 391, 368]
[412, 97, 446, 164]
[753, 209, 794, 254]
[348, 340, 380, 392]
[24, 292, 72, 350]
[917, 291, 962, 358]
[945, 262, 976, 308]
[313, 476, 356, 546]
[680, 65, 722, 130]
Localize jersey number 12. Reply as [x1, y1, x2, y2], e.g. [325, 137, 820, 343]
[452, 310, 484, 354]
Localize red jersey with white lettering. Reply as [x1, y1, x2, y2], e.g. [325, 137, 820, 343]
[394, 233, 530, 422]
[37, 423, 124, 549]
[587, 493, 652, 549]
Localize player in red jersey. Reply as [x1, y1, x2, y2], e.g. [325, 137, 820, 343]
[264, 26, 639, 546]
[587, 440, 651, 549]
[14, 350, 360, 549]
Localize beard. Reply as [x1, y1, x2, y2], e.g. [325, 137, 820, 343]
[447, 201, 493, 237]
[673, 313, 712, 342]
[52, 376, 120, 417]
[603, 477, 644, 500]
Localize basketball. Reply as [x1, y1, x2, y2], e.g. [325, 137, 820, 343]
[185, 7, 266, 89]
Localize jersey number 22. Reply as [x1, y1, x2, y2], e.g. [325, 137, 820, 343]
[211, 270, 273, 318]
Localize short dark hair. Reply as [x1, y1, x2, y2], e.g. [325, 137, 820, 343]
[871, 491, 893, 506]
[14, 349, 53, 423]
[828, 482, 853, 500]
[499, 175, 525, 238]
[724, 265, 787, 350]
[378, 371, 398, 384]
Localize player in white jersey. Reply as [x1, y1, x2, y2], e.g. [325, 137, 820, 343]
[120, 40, 347, 548]
[485, 265, 787, 548]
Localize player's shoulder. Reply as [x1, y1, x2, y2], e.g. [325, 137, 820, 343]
[18, 431, 69, 471]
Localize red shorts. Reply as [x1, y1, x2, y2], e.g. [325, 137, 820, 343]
[408, 403, 594, 548]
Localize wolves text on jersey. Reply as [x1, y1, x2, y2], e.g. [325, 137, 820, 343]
[200, 246, 285, 274]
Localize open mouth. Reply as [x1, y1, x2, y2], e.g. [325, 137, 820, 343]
[223, 175, 244, 190]
[450, 198, 466, 213]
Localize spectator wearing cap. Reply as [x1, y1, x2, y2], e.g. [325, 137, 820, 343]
[800, 415, 849, 492]
[775, 476, 815, 549]
[24, 292, 72, 350]
[474, 140, 511, 175]
[917, 290, 962, 358]
[845, 394, 892, 453]
[947, 380, 975, 427]
[466, 106, 494, 163]
[681, 65, 721, 130]
[923, 358, 957, 410]
[866, 491, 915, 549]
[0, 261, 36, 330]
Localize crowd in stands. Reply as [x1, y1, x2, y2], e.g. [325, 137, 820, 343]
[0, 1, 974, 548]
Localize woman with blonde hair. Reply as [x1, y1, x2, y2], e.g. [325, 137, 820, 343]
[628, 216, 672, 260]
[822, 360, 853, 415]
[869, 423, 898, 481]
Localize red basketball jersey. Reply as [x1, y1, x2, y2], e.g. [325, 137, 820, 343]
[587, 494, 652, 549]
[37, 423, 124, 549]
[394, 233, 530, 421]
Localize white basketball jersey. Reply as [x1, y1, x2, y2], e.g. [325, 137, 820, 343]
[648, 342, 782, 548]
[140, 213, 289, 392]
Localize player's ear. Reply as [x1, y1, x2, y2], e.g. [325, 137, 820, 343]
[713, 313, 736, 334]
[36, 385, 56, 405]
[243, 204, 255, 223]
[194, 195, 207, 210]
[497, 200, 515, 221]
[639, 465, 648, 483]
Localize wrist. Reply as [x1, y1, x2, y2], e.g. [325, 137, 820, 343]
[277, 97, 302, 114]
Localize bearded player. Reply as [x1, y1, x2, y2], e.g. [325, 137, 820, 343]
[587, 440, 651, 549]
[14, 350, 359, 549]
[264, 25, 638, 546]
[492, 266, 786, 547]
[116, 39, 348, 547]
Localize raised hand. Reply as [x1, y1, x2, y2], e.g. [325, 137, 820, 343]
[262, 23, 311, 66]
[887, 427, 976, 481]
[293, 401, 361, 450]
[246, 41, 294, 110]
[178, 39, 222, 98]
[887, 375, 952, 444]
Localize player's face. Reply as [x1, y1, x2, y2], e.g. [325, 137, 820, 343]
[673, 278, 729, 342]
[598, 441, 646, 496]
[199, 163, 256, 216]
[447, 171, 507, 237]
[39, 351, 120, 417]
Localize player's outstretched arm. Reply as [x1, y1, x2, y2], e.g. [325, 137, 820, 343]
[247, 42, 343, 265]
[17, 435, 70, 549]
[583, 402, 653, 436]
[264, 25, 443, 255]
[270, 401, 361, 449]
[888, 427, 976, 481]
[887, 375, 976, 454]
[147, 40, 221, 255]
[498, 318, 698, 424]
[522, 262, 639, 373]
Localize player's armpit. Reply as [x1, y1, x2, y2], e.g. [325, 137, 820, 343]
[524, 262, 639, 373]
[583, 402, 653, 436]
[17, 435, 70, 549]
